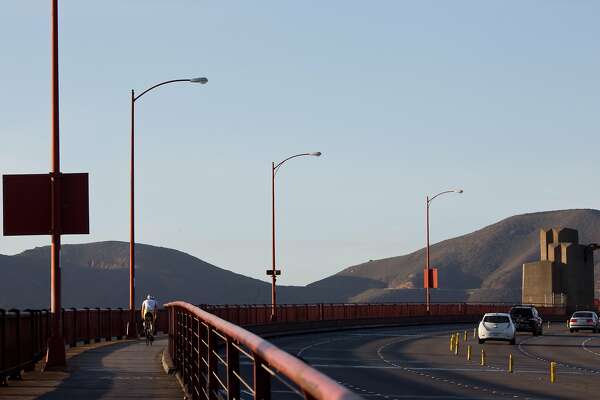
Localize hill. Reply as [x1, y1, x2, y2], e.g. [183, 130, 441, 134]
[308, 209, 600, 303]
[2, 209, 599, 308]
[0, 241, 294, 309]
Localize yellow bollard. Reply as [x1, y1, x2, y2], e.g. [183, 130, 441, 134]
[467, 345, 472, 361]
[454, 335, 460, 355]
[480, 348, 485, 366]
[508, 354, 513, 373]
[547, 320, 550, 329]
[464, 330, 467, 342]
[450, 334, 454, 352]
[473, 327, 477, 339]
[550, 361, 557, 383]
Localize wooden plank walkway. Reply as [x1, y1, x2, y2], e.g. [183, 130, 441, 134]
[0, 337, 183, 399]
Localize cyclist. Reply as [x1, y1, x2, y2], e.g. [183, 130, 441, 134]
[141, 294, 158, 335]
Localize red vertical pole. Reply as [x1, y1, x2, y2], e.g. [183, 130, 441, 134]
[45, 0, 66, 368]
[128, 90, 137, 338]
[270, 162, 277, 322]
[425, 196, 430, 313]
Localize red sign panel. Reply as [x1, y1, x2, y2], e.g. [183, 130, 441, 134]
[60, 173, 89, 234]
[3, 173, 89, 236]
[2, 174, 51, 235]
[423, 268, 439, 289]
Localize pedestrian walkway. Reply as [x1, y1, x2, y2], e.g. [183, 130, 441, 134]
[0, 337, 182, 399]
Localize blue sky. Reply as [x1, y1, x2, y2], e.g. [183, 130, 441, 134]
[1, 1, 599, 286]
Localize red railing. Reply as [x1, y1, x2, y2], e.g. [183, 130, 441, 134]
[0, 307, 169, 385]
[0, 302, 572, 389]
[166, 301, 362, 400]
[201, 303, 569, 326]
[0, 309, 50, 385]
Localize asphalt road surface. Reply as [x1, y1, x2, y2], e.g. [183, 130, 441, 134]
[269, 323, 600, 400]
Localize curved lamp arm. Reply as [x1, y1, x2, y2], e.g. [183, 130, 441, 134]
[428, 189, 463, 204]
[274, 152, 321, 176]
[134, 77, 208, 102]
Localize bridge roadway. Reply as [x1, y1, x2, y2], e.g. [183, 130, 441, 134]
[2, 321, 599, 399]
[0, 336, 181, 399]
[270, 323, 600, 400]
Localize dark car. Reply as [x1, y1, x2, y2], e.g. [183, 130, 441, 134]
[509, 305, 543, 335]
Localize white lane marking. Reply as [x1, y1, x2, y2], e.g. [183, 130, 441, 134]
[518, 334, 600, 374]
[332, 334, 426, 400]
[292, 326, 487, 400]
[301, 356, 432, 363]
[376, 335, 539, 400]
[582, 337, 600, 358]
[359, 396, 497, 399]
[295, 331, 431, 357]
[242, 389, 297, 395]
[345, 333, 423, 337]
[296, 337, 346, 357]
[311, 364, 595, 375]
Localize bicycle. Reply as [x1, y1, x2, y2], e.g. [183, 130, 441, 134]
[144, 315, 154, 346]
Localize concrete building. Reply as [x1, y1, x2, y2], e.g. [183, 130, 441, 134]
[522, 228, 595, 310]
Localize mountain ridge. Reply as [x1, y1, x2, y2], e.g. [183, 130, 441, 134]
[1, 209, 599, 308]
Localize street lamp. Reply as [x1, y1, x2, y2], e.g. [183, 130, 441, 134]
[425, 189, 463, 312]
[128, 77, 207, 337]
[269, 151, 321, 322]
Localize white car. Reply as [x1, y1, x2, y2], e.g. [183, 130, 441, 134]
[569, 311, 599, 333]
[478, 313, 516, 345]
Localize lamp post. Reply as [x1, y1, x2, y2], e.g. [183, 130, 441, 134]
[270, 152, 321, 322]
[425, 189, 463, 312]
[45, 0, 66, 368]
[128, 77, 207, 338]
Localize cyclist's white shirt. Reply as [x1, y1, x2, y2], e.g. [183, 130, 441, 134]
[142, 299, 158, 314]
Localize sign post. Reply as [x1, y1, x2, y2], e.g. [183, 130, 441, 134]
[2, 0, 89, 369]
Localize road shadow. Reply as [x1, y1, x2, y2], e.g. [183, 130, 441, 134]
[37, 341, 135, 400]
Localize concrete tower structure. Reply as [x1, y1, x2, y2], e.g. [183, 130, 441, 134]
[522, 228, 595, 310]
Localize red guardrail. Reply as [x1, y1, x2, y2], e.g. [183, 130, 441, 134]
[0, 307, 169, 385]
[0, 309, 50, 385]
[201, 303, 569, 326]
[0, 302, 573, 388]
[166, 301, 362, 400]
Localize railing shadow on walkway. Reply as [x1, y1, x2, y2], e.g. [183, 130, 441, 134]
[0, 336, 181, 400]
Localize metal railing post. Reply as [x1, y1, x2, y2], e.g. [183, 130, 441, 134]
[182, 312, 189, 391]
[168, 307, 174, 360]
[43, 309, 50, 349]
[83, 307, 90, 344]
[8, 309, 21, 380]
[226, 340, 240, 400]
[106, 308, 112, 342]
[0, 309, 5, 387]
[117, 308, 123, 340]
[31, 310, 39, 360]
[253, 356, 271, 400]
[207, 329, 218, 400]
[70, 307, 77, 347]
[175, 310, 182, 375]
[193, 316, 200, 396]
[0, 309, 5, 384]
[24, 310, 35, 372]
[95, 307, 101, 343]
[61, 307, 65, 344]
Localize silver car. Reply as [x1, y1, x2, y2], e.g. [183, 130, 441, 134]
[569, 311, 599, 333]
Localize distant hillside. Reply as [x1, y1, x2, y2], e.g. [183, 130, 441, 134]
[308, 209, 600, 303]
[0, 241, 296, 309]
[2, 209, 599, 308]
